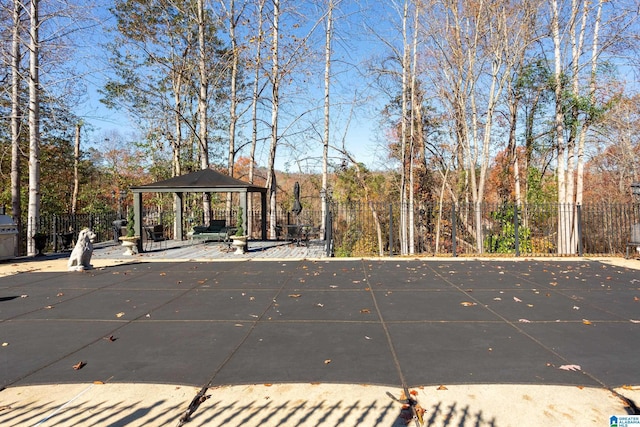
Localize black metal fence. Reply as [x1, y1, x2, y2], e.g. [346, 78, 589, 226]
[17, 202, 640, 257]
[327, 201, 640, 257]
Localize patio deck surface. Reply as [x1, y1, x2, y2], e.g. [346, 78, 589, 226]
[0, 241, 638, 426]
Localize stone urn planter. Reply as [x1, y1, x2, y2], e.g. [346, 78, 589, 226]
[32, 233, 48, 257]
[119, 236, 140, 255]
[230, 235, 247, 254]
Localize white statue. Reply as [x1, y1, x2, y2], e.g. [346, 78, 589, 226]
[68, 228, 96, 271]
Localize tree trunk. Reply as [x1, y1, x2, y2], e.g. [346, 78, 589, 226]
[197, 0, 211, 224]
[11, 0, 22, 249]
[72, 123, 81, 214]
[266, 0, 280, 239]
[27, 0, 41, 257]
[248, 0, 266, 237]
[226, 0, 239, 224]
[408, 0, 421, 255]
[399, 0, 409, 256]
[321, 0, 333, 237]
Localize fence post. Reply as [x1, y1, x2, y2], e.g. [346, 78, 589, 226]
[514, 204, 520, 257]
[389, 203, 393, 257]
[325, 210, 333, 257]
[452, 204, 457, 257]
[577, 204, 583, 256]
[53, 215, 59, 253]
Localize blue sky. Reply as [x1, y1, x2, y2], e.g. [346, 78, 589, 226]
[74, 0, 396, 173]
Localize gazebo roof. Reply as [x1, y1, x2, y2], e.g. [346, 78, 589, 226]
[130, 168, 266, 193]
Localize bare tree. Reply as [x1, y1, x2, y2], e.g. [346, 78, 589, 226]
[71, 122, 81, 214]
[248, 0, 266, 237]
[265, 0, 280, 239]
[27, 0, 40, 256]
[321, 0, 335, 236]
[10, 0, 22, 251]
[197, 0, 211, 224]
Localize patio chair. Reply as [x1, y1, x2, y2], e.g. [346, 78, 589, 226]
[144, 225, 168, 251]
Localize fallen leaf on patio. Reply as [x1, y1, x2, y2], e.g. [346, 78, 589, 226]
[460, 301, 476, 307]
[329, 285, 338, 288]
[264, 383, 272, 387]
[0, 405, 12, 411]
[550, 282, 558, 286]
[176, 281, 182, 284]
[2, 342, 8, 347]
[360, 308, 371, 314]
[103, 335, 117, 342]
[324, 359, 331, 364]
[410, 390, 418, 396]
[630, 319, 640, 324]
[582, 319, 592, 325]
[234, 323, 243, 327]
[56, 293, 64, 297]
[315, 303, 324, 307]
[44, 305, 54, 309]
[93, 381, 104, 385]
[573, 306, 580, 310]
[527, 304, 534, 308]
[518, 319, 531, 323]
[622, 385, 637, 390]
[160, 272, 166, 276]
[116, 312, 125, 318]
[289, 294, 302, 298]
[365, 336, 371, 340]
[634, 296, 639, 302]
[558, 364, 581, 371]
[493, 297, 502, 301]
[20, 294, 28, 298]
[437, 385, 448, 390]
[72, 361, 86, 370]
[513, 297, 522, 303]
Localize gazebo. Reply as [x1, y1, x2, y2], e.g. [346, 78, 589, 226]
[130, 169, 267, 252]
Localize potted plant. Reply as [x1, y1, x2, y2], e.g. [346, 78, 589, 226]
[231, 207, 247, 254]
[118, 209, 139, 255]
[32, 232, 48, 257]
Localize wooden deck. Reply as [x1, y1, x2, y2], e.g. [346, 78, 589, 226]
[91, 238, 328, 261]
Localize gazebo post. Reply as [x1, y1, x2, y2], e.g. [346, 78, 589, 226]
[240, 191, 248, 237]
[261, 191, 267, 240]
[134, 192, 143, 253]
[175, 192, 184, 240]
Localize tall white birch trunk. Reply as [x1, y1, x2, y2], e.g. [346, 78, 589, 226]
[576, 0, 602, 206]
[266, 0, 280, 239]
[27, 0, 40, 256]
[248, 0, 266, 237]
[11, 0, 22, 240]
[321, 0, 333, 237]
[551, 0, 571, 254]
[72, 123, 81, 214]
[399, 0, 409, 255]
[225, 0, 239, 224]
[408, 0, 421, 255]
[197, 0, 211, 224]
